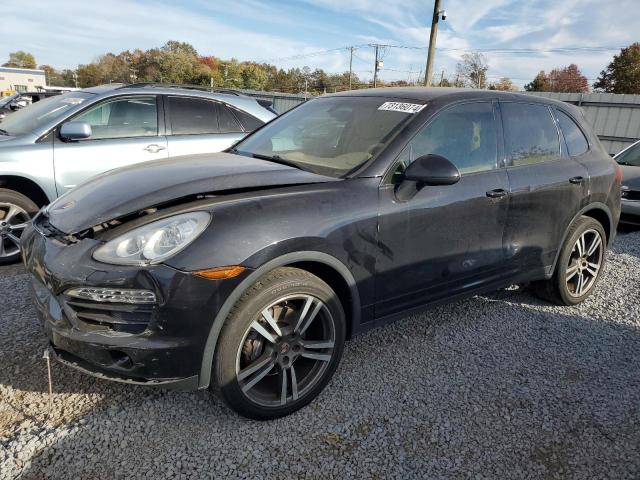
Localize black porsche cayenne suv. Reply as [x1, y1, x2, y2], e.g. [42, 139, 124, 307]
[22, 88, 621, 419]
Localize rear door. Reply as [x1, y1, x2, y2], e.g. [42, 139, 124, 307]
[53, 95, 168, 194]
[165, 96, 246, 156]
[500, 101, 589, 275]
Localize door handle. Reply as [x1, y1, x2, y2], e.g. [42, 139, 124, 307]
[486, 188, 508, 198]
[569, 176, 584, 184]
[144, 144, 166, 153]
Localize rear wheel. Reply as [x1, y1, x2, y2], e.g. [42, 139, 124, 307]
[213, 267, 345, 420]
[0, 189, 38, 265]
[532, 216, 606, 305]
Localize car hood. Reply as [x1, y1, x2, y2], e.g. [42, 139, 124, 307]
[46, 152, 336, 234]
[621, 165, 640, 190]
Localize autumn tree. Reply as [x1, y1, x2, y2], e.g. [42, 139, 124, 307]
[489, 77, 517, 91]
[3, 51, 37, 69]
[524, 65, 588, 93]
[593, 43, 640, 94]
[524, 71, 550, 92]
[547, 64, 589, 93]
[455, 52, 489, 89]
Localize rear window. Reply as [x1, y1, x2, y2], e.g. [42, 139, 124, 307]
[502, 103, 560, 166]
[556, 110, 588, 156]
[168, 97, 218, 135]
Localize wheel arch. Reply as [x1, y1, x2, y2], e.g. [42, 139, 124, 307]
[550, 203, 613, 277]
[0, 175, 51, 207]
[198, 251, 361, 389]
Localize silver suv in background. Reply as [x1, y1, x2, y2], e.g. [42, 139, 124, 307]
[0, 84, 276, 264]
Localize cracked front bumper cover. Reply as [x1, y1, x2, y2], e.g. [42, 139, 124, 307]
[22, 220, 249, 389]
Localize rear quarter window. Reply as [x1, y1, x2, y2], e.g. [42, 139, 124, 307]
[556, 110, 589, 156]
[233, 108, 264, 132]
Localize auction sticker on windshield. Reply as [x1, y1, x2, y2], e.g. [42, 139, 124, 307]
[378, 102, 426, 114]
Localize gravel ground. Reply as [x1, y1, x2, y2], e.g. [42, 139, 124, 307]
[1, 229, 640, 480]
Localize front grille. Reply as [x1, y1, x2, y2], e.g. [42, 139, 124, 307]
[63, 298, 154, 334]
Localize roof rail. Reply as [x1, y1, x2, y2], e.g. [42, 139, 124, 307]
[117, 82, 243, 96]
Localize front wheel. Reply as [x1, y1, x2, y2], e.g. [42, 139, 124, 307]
[213, 267, 345, 420]
[532, 216, 606, 305]
[0, 189, 38, 265]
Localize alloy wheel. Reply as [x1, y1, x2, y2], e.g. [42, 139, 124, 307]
[0, 202, 29, 259]
[235, 294, 336, 407]
[565, 228, 604, 298]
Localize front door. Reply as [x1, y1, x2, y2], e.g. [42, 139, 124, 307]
[53, 95, 168, 194]
[375, 101, 511, 318]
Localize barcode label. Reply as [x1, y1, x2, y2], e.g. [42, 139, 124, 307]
[378, 102, 426, 114]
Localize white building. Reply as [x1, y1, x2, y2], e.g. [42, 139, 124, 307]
[0, 67, 46, 93]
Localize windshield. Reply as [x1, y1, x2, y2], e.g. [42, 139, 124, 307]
[616, 142, 640, 167]
[0, 91, 94, 135]
[233, 96, 420, 177]
[0, 94, 19, 108]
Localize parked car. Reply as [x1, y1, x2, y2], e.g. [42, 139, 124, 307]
[0, 84, 276, 264]
[0, 93, 21, 122]
[22, 88, 620, 420]
[614, 139, 640, 224]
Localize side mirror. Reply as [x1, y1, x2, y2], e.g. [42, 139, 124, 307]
[403, 154, 460, 186]
[60, 121, 92, 141]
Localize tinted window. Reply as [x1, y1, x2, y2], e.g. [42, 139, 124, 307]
[616, 141, 640, 167]
[218, 104, 242, 133]
[233, 108, 264, 132]
[502, 103, 560, 166]
[168, 97, 218, 135]
[556, 110, 588, 156]
[73, 96, 157, 140]
[397, 102, 498, 175]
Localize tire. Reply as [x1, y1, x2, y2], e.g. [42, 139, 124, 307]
[532, 216, 607, 306]
[0, 189, 39, 266]
[213, 267, 345, 420]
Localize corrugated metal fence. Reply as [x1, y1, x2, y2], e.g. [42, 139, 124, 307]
[237, 89, 309, 115]
[525, 92, 640, 155]
[241, 88, 640, 156]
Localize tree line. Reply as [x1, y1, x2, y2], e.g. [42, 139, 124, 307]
[3, 41, 640, 94]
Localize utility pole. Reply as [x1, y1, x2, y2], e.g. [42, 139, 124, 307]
[373, 44, 379, 88]
[424, 0, 443, 87]
[439, 69, 444, 86]
[348, 46, 354, 90]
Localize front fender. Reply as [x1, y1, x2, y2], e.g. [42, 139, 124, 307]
[197, 250, 360, 389]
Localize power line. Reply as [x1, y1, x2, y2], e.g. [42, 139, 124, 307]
[263, 44, 625, 64]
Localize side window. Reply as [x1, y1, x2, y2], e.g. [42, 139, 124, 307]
[233, 108, 264, 132]
[218, 104, 243, 133]
[502, 103, 560, 166]
[395, 102, 498, 176]
[168, 96, 218, 135]
[556, 110, 588, 156]
[73, 96, 157, 140]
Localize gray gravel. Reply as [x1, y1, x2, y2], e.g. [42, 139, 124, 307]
[2, 229, 640, 479]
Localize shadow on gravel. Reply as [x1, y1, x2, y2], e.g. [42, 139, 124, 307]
[16, 295, 640, 479]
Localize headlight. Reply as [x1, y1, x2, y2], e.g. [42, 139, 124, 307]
[93, 212, 211, 266]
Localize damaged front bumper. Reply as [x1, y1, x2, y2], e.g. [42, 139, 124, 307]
[22, 215, 248, 389]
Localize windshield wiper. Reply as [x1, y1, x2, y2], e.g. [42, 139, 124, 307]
[0, 128, 9, 136]
[617, 161, 631, 166]
[231, 149, 306, 171]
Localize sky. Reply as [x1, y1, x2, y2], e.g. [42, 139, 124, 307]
[2, 0, 638, 88]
